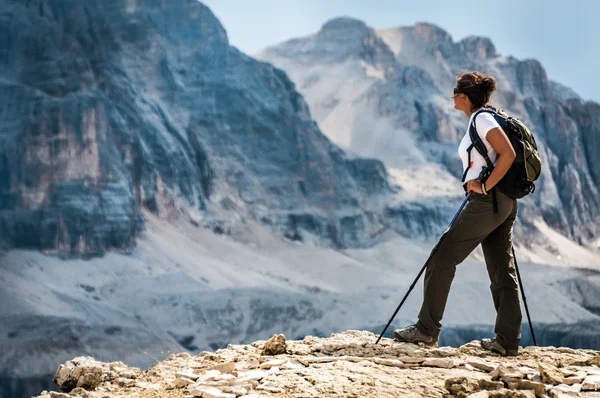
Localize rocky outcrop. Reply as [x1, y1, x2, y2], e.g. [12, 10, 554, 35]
[0, 0, 397, 255]
[33, 330, 600, 398]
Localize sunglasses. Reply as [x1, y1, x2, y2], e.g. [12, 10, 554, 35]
[452, 87, 463, 98]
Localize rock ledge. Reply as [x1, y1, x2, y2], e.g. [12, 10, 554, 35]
[34, 330, 600, 398]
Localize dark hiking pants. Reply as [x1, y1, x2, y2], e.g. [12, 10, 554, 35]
[416, 189, 522, 350]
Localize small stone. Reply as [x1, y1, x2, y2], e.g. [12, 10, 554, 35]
[226, 386, 248, 395]
[548, 391, 576, 398]
[518, 366, 536, 375]
[563, 375, 584, 385]
[235, 369, 268, 383]
[515, 379, 546, 397]
[118, 369, 141, 379]
[214, 373, 237, 382]
[516, 391, 536, 398]
[530, 374, 542, 383]
[281, 359, 306, 369]
[210, 362, 236, 374]
[397, 356, 425, 364]
[467, 392, 489, 398]
[256, 385, 285, 393]
[234, 360, 260, 371]
[553, 383, 582, 393]
[477, 379, 504, 391]
[136, 381, 161, 389]
[198, 369, 223, 381]
[369, 357, 414, 368]
[422, 358, 457, 369]
[444, 376, 480, 394]
[49, 393, 71, 398]
[189, 386, 236, 398]
[52, 357, 109, 392]
[587, 356, 600, 367]
[538, 362, 565, 385]
[176, 371, 200, 381]
[115, 377, 136, 387]
[468, 360, 496, 372]
[261, 334, 287, 356]
[259, 359, 286, 369]
[173, 377, 195, 388]
[582, 375, 600, 391]
[490, 365, 524, 380]
[560, 368, 577, 377]
[175, 352, 192, 358]
[488, 388, 534, 398]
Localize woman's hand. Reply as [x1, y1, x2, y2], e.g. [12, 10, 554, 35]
[466, 179, 483, 194]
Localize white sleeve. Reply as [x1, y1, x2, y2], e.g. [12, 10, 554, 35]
[474, 113, 501, 139]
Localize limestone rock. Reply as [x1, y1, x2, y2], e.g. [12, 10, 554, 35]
[512, 379, 546, 397]
[261, 334, 287, 356]
[423, 358, 458, 369]
[234, 360, 260, 371]
[176, 370, 200, 381]
[210, 362, 236, 374]
[259, 359, 287, 369]
[53, 357, 109, 392]
[468, 360, 496, 372]
[587, 356, 600, 366]
[189, 386, 236, 398]
[538, 362, 565, 385]
[467, 392, 490, 398]
[477, 379, 504, 391]
[490, 365, 525, 381]
[30, 332, 600, 398]
[172, 377, 195, 388]
[582, 375, 600, 391]
[445, 376, 480, 395]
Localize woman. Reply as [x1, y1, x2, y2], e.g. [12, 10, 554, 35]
[393, 71, 522, 356]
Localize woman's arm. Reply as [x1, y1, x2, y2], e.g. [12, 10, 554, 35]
[466, 127, 516, 194]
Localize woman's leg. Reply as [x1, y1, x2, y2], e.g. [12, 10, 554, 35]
[481, 198, 522, 350]
[415, 193, 513, 338]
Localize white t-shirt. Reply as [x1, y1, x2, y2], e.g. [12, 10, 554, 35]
[458, 109, 501, 182]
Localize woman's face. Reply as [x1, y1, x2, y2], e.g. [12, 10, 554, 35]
[452, 87, 470, 112]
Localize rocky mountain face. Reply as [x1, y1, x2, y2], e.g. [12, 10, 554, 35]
[2, 3, 600, 398]
[0, 0, 397, 257]
[257, 18, 600, 245]
[33, 331, 600, 397]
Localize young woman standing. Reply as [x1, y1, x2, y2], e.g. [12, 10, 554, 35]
[393, 71, 522, 356]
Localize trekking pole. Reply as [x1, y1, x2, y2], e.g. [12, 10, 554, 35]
[375, 192, 473, 344]
[513, 247, 537, 346]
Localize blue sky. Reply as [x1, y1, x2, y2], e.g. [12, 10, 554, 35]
[201, 0, 599, 103]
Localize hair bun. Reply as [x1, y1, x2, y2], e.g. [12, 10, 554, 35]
[455, 70, 497, 109]
[480, 76, 497, 92]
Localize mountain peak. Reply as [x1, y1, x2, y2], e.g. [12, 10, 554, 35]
[319, 17, 370, 35]
[412, 22, 453, 43]
[263, 16, 395, 66]
[459, 35, 498, 59]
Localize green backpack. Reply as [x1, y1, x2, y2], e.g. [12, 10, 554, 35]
[466, 107, 542, 199]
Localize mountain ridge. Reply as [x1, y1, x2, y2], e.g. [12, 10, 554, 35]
[257, 18, 600, 245]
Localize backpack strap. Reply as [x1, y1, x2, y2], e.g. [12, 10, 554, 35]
[464, 108, 499, 213]
[469, 109, 496, 171]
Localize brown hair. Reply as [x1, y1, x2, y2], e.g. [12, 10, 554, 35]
[455, 71, 497, 110]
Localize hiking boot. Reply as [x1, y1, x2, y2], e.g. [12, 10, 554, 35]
[393, 324, 438, 347]
[481, 338, 518, 356]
